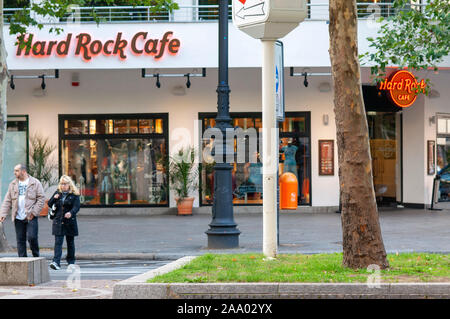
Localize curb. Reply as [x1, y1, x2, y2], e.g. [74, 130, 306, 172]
[0, 252, 189, 261]
[113, 256, 450, 299]
[2, 251, 450, 261]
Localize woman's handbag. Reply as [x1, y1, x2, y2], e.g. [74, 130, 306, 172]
[47, 203, 57, 221]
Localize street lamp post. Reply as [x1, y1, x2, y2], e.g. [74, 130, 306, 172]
[205, 0, 240, 249]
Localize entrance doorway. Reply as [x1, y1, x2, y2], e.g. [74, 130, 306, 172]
[363, 85, 403, 207]
[367, 112, 401, 206]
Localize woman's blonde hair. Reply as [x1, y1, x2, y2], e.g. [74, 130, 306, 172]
[57, 175, 80, 195]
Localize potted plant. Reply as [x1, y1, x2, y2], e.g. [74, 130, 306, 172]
[28, 133, 58, 216]
[169, 146, 198, 215]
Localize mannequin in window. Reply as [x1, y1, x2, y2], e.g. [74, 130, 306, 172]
[281, 139, 300, 194]
[203, 138, 215, 203]
[281, 139, 298, 176]
[244, 152, 262, 197]
[100, 170, 112, 205]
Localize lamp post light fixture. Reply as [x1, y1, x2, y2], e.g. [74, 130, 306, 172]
[205, 0, 241, 249]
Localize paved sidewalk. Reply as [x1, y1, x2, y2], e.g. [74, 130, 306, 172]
[1, 208, 449, 259]
[0, 280, 116, 299]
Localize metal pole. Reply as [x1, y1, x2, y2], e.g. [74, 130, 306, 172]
[205, 0, 240, 249]
[262, 40, 278, 258]
[277, 120, 280, 247]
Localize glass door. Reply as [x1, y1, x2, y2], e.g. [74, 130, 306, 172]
[436, 115, 450, 203]
[367, 112, 399, 206]
[2, 116, 29, 200]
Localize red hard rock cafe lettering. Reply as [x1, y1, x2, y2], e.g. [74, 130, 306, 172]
[378, 70, 426, 108]
[15, 31, 181, 62]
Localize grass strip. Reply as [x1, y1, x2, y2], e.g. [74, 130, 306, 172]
[147, 253, 450, 283]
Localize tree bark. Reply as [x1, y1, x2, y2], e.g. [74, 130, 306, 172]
[0, 0, 13, 252]
[329, 0, 389, 269]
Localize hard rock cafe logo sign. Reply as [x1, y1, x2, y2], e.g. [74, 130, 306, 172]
[378, 70, 426, 108]
[15, 31, 181, 62]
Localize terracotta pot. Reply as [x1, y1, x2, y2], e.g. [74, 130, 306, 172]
[176, 197, 194, 215]
[40, 200, 49, 217]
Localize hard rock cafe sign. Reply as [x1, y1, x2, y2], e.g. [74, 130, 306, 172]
[378, 70, 426, 108]
[15, 31, 181, 62]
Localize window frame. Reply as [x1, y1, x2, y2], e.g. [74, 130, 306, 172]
[6, 114, 29, 167]
[198, 111, 312, 207]
[58, 113, 169, 208]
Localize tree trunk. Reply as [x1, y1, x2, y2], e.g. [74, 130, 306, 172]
[329, 0, 389, 269]
[0, 0, 13, 252]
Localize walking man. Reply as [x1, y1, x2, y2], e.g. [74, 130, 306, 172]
[0, 164, 45, 257]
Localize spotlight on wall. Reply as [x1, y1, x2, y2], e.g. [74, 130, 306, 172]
[9, 70, 59, 91]
[40, 76, 46, 90]
[290, 68, 332, 89]
[142, 68, 206, 89]
[186, 74, 191, 88]
[156, 74, 161, 88]
[303, 73, 308, 87]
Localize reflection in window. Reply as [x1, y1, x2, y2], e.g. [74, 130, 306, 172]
[200, 113, 311, 206]
[139, 119, 153, 133]
[60, 115, 168, 206]
[280, 117, 306, 133]
[62, 139, 167, 205]
[65, 120, 88, 135]
[114, 119, 138, 134]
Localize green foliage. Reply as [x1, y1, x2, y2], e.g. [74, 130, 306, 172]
[169, 146, 198, 204]
[4, 0, 29, 8]
[148, 253, 450, 283]
[28, 133, 58, 190]
[360, 0, 449, 90]
[7, 0, 179, 38]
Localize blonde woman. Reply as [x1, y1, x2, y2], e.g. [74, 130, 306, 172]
[47, 175, 81, 270]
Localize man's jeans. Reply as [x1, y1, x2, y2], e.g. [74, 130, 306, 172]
[14, 217, 39, 257]
[53, 235, 75, 266]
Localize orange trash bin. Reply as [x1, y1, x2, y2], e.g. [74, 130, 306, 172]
[279, 172, 298, 210]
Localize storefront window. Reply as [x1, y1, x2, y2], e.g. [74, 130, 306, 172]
[437, 138, 450, 173]
[1, 116, 28, 200]
[64, 119, 88, 135]
[113, 119, 138, 134]
[60, 114, 168, 207]
[199, 112, 311, 206]
[436, 114, 450, 202]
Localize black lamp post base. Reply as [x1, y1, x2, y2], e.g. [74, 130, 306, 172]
[206, 229, 240, 249]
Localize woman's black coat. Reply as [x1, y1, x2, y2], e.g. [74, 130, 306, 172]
[48, 191, 80, 236]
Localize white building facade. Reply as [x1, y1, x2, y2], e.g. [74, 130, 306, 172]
[2, 1, 449, 214]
